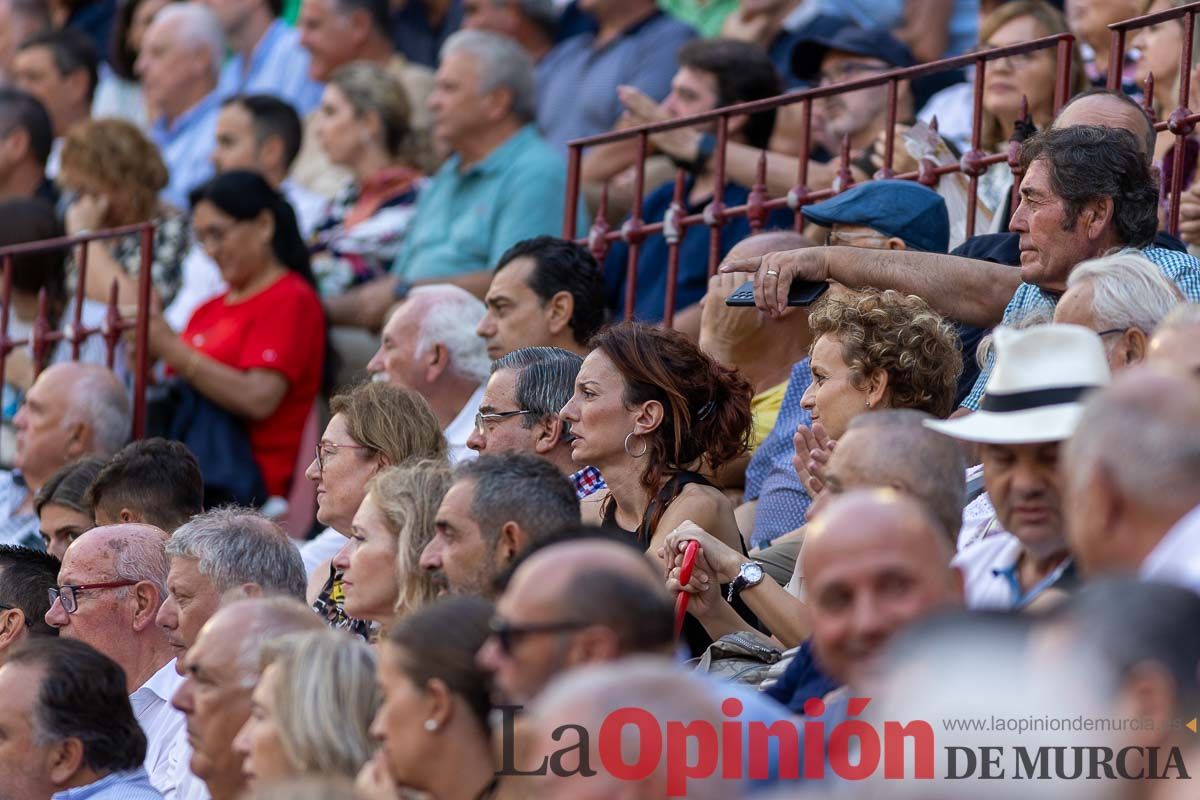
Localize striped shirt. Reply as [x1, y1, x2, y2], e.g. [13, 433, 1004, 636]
[216, 19, 324, 116]
[52, 769, 163, 799]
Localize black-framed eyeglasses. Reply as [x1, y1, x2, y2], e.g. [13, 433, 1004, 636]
[315, 441, 372, 472]
[48, 581, 138, 615]
[489, 617, 589, 655]
[473, 409, 534, 436]
[1095, 328, 1128, 337]
[0, 603, 34, 628]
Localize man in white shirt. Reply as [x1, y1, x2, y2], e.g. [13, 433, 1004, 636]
[367, 285, 489, 464]
[43, 524, 187, 797]
[1064, 367, 1200, 593]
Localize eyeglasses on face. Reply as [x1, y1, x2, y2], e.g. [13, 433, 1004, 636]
[488, 616, 588, 655]
[473, 409, 534, 436]
[315, 441, 372, 472]
[48, 581, 138, 614]
[825, 229, 889, 248]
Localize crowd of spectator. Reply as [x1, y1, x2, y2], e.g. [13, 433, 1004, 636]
[2, 0, 1200, 797]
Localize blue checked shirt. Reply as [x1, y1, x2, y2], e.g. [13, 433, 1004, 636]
[962, 247, 1200, 410]
[744, 359, 813, 549]
[51, 768, 163, 799]
[0, 471, 41, 550]
[216, 20, 324, 117]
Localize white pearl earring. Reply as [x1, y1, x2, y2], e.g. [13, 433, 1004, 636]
[423, 719, 438, 732]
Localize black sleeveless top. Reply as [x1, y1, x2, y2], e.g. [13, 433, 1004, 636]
[602, 470, 761, 657]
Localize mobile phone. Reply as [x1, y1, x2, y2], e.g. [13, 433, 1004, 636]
[724, 279, 828, 307]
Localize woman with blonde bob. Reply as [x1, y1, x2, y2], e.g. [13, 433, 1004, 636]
[333, 459, 454, 632]
[232, 629, 381, 793]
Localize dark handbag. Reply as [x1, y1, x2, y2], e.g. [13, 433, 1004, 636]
[145, 378, 268, 508]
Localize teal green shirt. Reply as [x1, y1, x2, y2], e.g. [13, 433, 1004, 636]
[391, 124, 574, 281]
[658, 0, 738, 37]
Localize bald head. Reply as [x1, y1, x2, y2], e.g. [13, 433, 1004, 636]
[1055, 91, 1156, 160]
[724, 230, 815, 262]
[14, 362, 129, 490]
[1149, 303, 1200, 376]
[802, 489, 962, 686]
[481, 539, 674, 704]
[47, 523, 171, 690]
[196, 597, 324, 683]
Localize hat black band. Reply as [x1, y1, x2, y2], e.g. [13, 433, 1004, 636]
[980, 385, 1091, 413]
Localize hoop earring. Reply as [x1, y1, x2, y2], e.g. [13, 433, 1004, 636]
[624, 432, 648, 458]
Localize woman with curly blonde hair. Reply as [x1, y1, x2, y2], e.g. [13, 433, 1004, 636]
[59, 117, 190, 309]
[793, 288, 963, 495]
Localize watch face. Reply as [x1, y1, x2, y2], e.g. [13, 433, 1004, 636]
[744, 563, 764, 583]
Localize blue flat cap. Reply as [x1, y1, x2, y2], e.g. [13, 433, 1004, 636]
[803, 180, 950, 253]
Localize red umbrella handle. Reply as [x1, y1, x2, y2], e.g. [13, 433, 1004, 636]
[673, 540, 700, 639]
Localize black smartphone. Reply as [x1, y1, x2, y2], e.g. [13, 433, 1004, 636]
[724, 279, 828, 307]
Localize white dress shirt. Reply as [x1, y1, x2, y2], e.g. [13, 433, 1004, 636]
[1140, 503, 1200, 594]
[130, 659, 187, 798]
[443, 384, 485, 465]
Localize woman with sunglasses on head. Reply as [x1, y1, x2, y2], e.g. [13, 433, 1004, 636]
[302, 381, 447, 639]
[559, 321, 754, 654]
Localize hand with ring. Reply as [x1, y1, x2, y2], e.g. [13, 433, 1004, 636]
[720, 247, 830, 316]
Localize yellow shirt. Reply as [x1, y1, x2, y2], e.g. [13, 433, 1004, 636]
[750, 380, 789, 451]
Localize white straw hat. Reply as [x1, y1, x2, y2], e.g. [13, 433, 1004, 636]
[925, 324, 1111, 444]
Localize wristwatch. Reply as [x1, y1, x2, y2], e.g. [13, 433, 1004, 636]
[727, 560, 765, 602]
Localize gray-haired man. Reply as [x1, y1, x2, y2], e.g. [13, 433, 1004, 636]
[156, 507, 307, 670]
[465, 346, 606, 500]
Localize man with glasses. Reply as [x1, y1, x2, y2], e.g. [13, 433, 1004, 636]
[44, 523, 188, 798]
[420, 453, 579, 598]
[465, 347, 606, 502]
[0, 544, 58, 662]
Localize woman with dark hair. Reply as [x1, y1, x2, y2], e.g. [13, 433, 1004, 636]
[141, 170, 325, 499]
[365, 596, 497, 800]
[559, 321, 754, 651]
[34, 457, 103, 559]
[91, 0, 174, 129]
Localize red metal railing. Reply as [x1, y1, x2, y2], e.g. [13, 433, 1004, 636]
[0, 223, 154, 456]
[564, 32, 1078, 325]
[1108, 0, 1200, 236]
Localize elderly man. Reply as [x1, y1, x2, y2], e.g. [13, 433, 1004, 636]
[44, 524, 184, 796]
[136, 3, 226, 210]
[927, 325, 1111, 610]
[536, 0, 694, 151]
[0, 545, 58, 662]
[0, 87, 56, 205]
[328, 30, 570, 329]
[367, 285, 489, 462]
[293, 0, 433, 197]
[462, 0, 557, 63]
[171, 597, 323, 800]
[2, 362, 129, 549]
[476, 236, 604, 361]
[202, 0, 322, 114]
[1148, 303, 1200, 375]
[1064, 367, 1200, 592]
[12, 30, 97, 174]
[0, 638, 161, 799]
[1052, 251, 1183, 372]
[726, 124, 1200, 411]
[86, 438, 204, 532]
[466, 347, 606, 502]
[157, 507, 308, 669]
[421, 454, 579, 597]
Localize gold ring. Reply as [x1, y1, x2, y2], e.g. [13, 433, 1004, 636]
[765, 269, 779, 277]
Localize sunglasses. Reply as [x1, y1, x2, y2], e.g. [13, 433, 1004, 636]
[488, 617, 588, 655]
